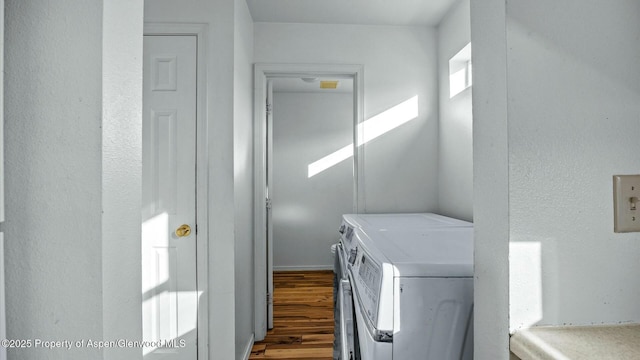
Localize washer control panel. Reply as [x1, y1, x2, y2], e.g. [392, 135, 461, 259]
[354, 251, 382, 325]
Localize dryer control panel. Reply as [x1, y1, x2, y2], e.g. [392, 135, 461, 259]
[354, 251, 382, 325]
[344, 226, 354, 244]
[339, 222, 355, 248]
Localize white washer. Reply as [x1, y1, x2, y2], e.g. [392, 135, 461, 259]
[336, 213, 470, 278]
[342, 213, 471, 233]
[340, 214, 474, 360]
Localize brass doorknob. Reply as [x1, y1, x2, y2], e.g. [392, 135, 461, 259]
[175, 224, 191, 237]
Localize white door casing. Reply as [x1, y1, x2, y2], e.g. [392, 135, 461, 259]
[253, 64, 365, 340]
[142, 35, 198, 360]
[266, 79, 274, 330]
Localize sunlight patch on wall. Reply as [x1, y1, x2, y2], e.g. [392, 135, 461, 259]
[308, 144, 354, 178]
[509, 241, 543, 332]
[307, 95, 419, 178]
[449, 42, 472, 98]
[357, 95, 419, 145]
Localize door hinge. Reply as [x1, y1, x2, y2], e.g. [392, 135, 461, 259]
[266, 197, 272, 210]
[267, 292, 273, 305]
[266, 102, 272, 116]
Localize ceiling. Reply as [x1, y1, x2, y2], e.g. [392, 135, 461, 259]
[252, 0, 459, 93]
[246, 0, 459, 27]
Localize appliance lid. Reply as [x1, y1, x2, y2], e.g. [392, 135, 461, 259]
[342, 213, 471, 232]
[359, 227, 474, 277]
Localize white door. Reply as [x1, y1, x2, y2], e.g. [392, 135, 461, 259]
[142, 35, 198, 360]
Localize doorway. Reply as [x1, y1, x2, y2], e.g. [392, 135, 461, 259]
[270, 76, 355, 271]
[253, 64, 364, 340]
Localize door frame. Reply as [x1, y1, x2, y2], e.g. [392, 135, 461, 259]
[144, 23, 209, 359]
[253, 63, 365, 340]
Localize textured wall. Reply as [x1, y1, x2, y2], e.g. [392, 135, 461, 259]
[4, 1, 144, 359]
[472, 1, 640, 358]
[0, 0, 3, 225]
[507, 0, 640, 329]
[0, 1, 5, 356]
[102, 0, 144, 358]
[4, 1, 104, 358]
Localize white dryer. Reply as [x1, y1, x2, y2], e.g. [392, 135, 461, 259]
[339, 214, 474, 360]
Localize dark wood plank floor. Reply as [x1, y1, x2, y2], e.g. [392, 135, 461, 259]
[249, 270, 335, 360]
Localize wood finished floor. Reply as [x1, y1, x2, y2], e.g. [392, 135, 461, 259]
[249, 270, 335, 360]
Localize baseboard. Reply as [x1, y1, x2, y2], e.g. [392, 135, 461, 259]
[241, 334, 254, 360]
[273, 264, 333, 271]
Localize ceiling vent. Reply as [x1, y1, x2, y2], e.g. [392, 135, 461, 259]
[320, 80, 339, 89]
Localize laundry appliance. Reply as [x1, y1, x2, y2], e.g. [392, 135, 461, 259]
[333, 213, 474, 360]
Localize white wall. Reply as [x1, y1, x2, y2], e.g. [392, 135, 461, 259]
[0, 2, 5, 358]
[102, 1, 145, 358]
[0, 0, 3, 225]
[470, 0, 511, 358]
[437, 0, 473, 222]
[145, 1, 237, 358]
[233, 0, 255, 358]
[254, 23, 440, 213]
[4, 1, 143, 359]
[272, 92, 354, 269]
[507, 0, 640, 329]
[5, 5, 103, 354]
[472, 0, 640, 358]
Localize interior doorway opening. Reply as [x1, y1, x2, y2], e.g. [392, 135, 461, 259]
[269, 75, 355, 267]
[268, 75, 354, 330]
[253, 64, 364, 340]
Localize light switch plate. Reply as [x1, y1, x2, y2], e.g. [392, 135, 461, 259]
[613, 175, 640, 232]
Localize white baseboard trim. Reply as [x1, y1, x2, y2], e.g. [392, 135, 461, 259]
[241, 334, 255, 360]
[273, 264, 333, 271]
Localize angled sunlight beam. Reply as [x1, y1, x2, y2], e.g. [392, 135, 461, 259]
[449, 66, 470, 98]
[308, 145, 354, 178]
[449, 42, 472, 98]
[356, 95, 419, 145]
[307, 95, 419, 178]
